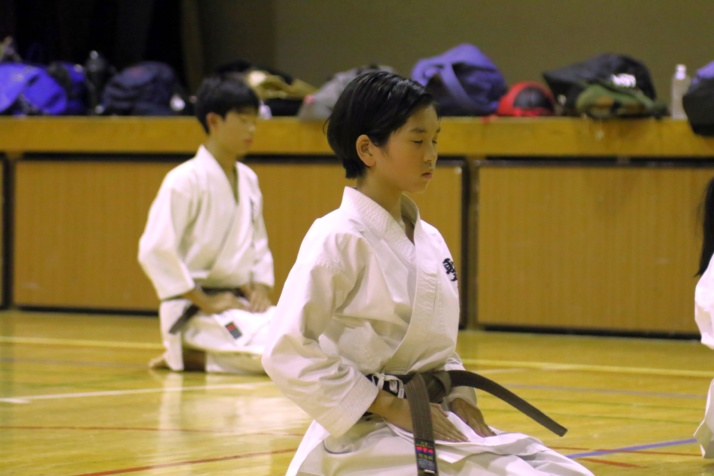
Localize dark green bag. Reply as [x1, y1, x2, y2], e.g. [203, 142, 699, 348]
[575, 80, 667, 119]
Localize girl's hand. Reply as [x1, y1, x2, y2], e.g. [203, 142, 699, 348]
[368, 391, 468, 442]
[449, 397, 496, 437]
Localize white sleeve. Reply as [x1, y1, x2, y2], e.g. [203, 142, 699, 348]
[262, 232, 379, 437]
[697, 257, 714, 349]
[249, 190, 275, 288]
[138, 181, 196, 300]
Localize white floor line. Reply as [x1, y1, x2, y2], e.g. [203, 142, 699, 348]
[0, 381, 274, 404]
[462, 358, 714, 378]
[0, 335, 163, 350]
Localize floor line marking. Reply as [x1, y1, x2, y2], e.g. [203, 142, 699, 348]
[0, 335, 163, 350]
[553, 445, 698, 457]
[0, 382, 273, 404]
[566, 438, 697, 459]
[469, 368, 526, 375]
[507, 383, 706, 400]
[462, 358, 714, 378]
[0, 424, 305, 437]
[75, 448, 298, 476]
[0, 356, 149, 369]
[577, 457, 643, 468]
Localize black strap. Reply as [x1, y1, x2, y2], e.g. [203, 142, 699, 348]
[404, 374, 438, 475]
[167, 288, 244, 334]
[446, 370, 567, 437]
[168, 304, 200, 334]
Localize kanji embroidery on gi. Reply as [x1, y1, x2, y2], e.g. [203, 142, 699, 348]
[442, 258, 457, 282]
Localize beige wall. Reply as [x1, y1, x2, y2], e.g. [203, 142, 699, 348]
[197, 0, 713, 110]
[196, 0, 276, 76]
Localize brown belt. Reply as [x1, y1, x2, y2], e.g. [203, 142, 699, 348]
[368, 370, 567, 476]
[167, 288, 244, 334]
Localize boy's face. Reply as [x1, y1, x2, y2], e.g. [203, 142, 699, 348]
[209, 108, 258, 157]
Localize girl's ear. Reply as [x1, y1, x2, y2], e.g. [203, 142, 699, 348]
[356, 134, 376, 167]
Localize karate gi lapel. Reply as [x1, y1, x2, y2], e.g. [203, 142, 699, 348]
[201, 154, 250, 281]
[387, 201, 441, 373]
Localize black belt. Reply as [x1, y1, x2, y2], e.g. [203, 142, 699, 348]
[368, 370, 567, 476]
[167, 288, 244, 334]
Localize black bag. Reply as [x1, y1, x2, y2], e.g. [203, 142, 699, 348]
[543, 54, 657, 115]
[216, 60, 316, 117]
[46, 61, 89, 115]
[684, 78, 714, 136]
[102, 61, 188, 116]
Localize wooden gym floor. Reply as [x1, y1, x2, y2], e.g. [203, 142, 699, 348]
[1, 309, 714, 475]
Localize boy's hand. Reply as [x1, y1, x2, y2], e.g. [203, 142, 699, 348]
[182, 286, 247, 314]
[240, 283, 272, 312]
[200, 292, 247, 314]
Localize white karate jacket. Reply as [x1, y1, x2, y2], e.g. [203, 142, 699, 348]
[263, 188, 593, 475]
[138, 145, 274, 299]
[263, 187, 477, 472]
[695, 255, 714, 456]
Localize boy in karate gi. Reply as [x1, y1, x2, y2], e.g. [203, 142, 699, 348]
[139, 73, 274, 374]
[262, 72, 593, 475]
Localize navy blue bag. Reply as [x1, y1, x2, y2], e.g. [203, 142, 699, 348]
[411, 44, 507, 116]
[102, 61, 187, 116]
[0, 63, 67, 115]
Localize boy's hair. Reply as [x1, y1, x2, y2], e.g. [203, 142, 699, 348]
[194, 73, 260, 133]
[326, 71, 436, 179]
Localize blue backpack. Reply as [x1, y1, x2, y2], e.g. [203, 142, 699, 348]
[0, 63, 67, 115]
[411, 43, 507, 116]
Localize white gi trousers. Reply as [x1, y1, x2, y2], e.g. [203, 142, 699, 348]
[294, 414, 593, 475]
[159, 299, 272, 374]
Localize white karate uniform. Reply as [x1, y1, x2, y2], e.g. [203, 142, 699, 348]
[263, 187, 593, 475]
[694, 255, 714, 456]
[139, 146, 274, 373]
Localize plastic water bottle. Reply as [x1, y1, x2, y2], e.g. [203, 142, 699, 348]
[670, 64, 691, 120]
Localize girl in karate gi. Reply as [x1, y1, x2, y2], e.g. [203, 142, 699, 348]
[139, 73, 275, 374]
[262, 71, 593, 475]
[695, 177, 714, 456]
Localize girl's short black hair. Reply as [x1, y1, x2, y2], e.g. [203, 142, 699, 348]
[194, 73, 260, 133]
[698, 176, 714, 276]
[326, 71, 436, 179]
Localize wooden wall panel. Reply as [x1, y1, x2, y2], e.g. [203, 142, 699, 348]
[13, 159, 462, 312]
[474, 165, 714, 334]
[251, 161, 463, 310]
[14, 160, 177, 310]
